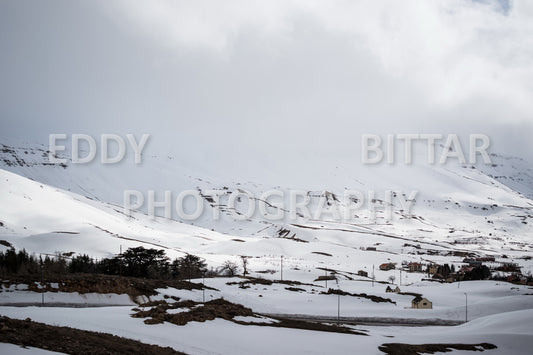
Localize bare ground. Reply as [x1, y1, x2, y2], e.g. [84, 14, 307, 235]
[0, 315, 186, 355]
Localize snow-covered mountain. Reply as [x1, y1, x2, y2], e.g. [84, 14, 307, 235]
[1, 136, 532, 280]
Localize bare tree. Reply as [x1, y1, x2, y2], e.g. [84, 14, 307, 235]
[221, 260, 239, 276]
[388, 275, 396, 284]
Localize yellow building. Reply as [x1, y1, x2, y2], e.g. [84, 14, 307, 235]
[412, 296, 432, 309]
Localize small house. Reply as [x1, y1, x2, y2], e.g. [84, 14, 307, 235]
[412, 296, 432, 309]
[357, 270, 368, 277]
[408, 262, 423, 272]
[386, 285, 401, 293]
[379, 263, 396, 271]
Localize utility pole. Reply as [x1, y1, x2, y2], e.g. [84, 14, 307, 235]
[119, 245, 122, 276]
[325, 269, 328, 289]
[337, 293, 340, 325]
[337, 277, 340, 325]
[464, 293, 468, 323]
[280, 256, 283, 281]
[202, 273, 205, 303]
[400, 269, 402, 286]
[40, 254, 44, 306]
[372, 264, 375, 287]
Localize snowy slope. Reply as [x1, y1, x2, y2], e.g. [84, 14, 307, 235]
[1, 136, 532, 280]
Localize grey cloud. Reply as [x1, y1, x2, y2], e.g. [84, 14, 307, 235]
[1, 0, 532, 177]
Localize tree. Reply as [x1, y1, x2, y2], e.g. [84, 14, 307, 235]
[118, 247, 168, 278]
[172, 254, 207, 281]
[464, 265, 491, 281]
[388, 275, 396, 284]
[221, 260, 239, 276]
[438, 264, 452, 278]
[69, 254, 96, 274]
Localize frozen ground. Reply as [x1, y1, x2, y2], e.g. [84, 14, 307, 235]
[1, 278, 531, 354]
[1, 305, 531, 355]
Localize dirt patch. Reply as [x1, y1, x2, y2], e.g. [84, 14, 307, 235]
[133, 298, 366, 335]
[285, 287, 306, 292]
[276, 228, 309, 243]
[256, 316, 367, 336]
[315, 275, 337, 282]
[0, 315, 185, 354]
[312, 252, 332, 256]
[132, 298, 254, 325]
[378, 342, 497, 355]
[255, 270, 276, 274]
[226, 276, 316, 288]
[322, 288, 396, 304]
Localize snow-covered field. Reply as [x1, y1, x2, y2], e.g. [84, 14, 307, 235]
[1, 276, 532, 354]
[1, 304, 532, 355]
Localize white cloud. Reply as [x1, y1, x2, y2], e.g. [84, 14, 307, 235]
[2, 0, 532, 169]
[102, 0, 533, 120]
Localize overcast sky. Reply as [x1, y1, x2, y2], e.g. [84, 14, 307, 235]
[1, 0, 532, 175]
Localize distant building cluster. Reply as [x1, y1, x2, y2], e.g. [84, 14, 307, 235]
[371, 254, 530, 285]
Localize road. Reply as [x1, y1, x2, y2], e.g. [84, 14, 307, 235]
[263, 313, 463, 327]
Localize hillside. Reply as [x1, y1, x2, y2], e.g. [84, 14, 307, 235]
[1, 137, 532, 279]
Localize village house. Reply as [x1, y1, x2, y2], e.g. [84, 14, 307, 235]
[386, 285, 401, 293]
[408, 262, 423, 272]
[379, 263, 396, 271]
[357, 270, 368, 277]
[497, 262, 520, 272]
[412, 296, 432, 309]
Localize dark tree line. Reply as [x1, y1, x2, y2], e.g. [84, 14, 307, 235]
[462, 265, 491, 281]
[0, 247, 207, 280]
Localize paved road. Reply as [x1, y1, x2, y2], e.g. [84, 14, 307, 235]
[263, 313, 463, 327]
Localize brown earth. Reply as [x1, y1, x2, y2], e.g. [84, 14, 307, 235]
[226, 276, 316, 288]
[0, 315, 186, 355]
[133, 298, 367, 335]
[322, 288, 396, 304]
[378, 342, 497, 355]
[133, 298, 254, 325]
